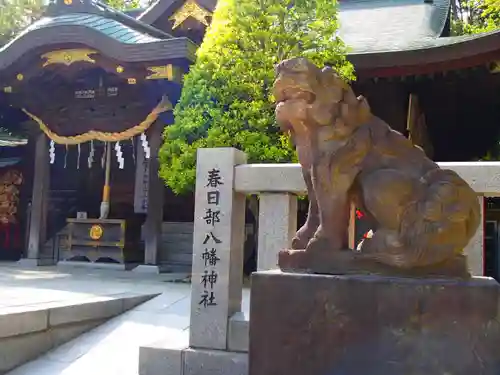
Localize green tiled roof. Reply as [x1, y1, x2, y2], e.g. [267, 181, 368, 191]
[338, 0, 451, 53]
[2, 13, 162, 52]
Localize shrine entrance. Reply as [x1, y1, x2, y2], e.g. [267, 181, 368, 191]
[0, 0, 195, 268]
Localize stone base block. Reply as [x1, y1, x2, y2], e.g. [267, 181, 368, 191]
[18, 258, 56, 267]
[132, 265, 161, 274]
[228, 312, 249, 352]
[139, 344, 248, 375]
[184, 348, 248, 375]
[139, 341, 185, 375]
[250, 270, 500, 375]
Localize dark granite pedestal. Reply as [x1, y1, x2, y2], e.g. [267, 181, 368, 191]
[249, 271, 500, 375]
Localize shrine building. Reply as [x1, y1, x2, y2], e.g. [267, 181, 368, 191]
[0, 0, 499, 276]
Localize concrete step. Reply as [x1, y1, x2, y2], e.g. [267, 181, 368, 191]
[6, 284, 192, 375]
[1, 292, 159, 374]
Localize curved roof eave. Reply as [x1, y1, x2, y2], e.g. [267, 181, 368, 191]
[138, 0, 176, 24]
[348, 30, 500, 73]
[0, 24, 197, 73]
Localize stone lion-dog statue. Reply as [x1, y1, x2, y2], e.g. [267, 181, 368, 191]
[274, 57, 480, 278]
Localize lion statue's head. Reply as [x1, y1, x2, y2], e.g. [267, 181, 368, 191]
[273, 57, 371, 139]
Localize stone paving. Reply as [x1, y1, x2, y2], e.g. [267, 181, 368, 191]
[0, 262, 249, 375]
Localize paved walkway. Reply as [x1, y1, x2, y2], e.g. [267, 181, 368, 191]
[0, 263, 249, 375]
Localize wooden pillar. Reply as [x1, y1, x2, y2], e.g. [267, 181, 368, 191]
[143, 122, 164, 266]
[26, 134, 50, 261]
[406, 93, 434, 158]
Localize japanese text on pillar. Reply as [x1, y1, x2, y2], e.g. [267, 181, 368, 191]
[199, 168, 223, 308]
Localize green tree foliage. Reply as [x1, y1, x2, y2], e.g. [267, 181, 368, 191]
[159, 0, 354, 194]
[451, 0, 500, 35]
[450, 1, 499, 160]
[103, 0, 142, 11]
[0, 0, 45, 45]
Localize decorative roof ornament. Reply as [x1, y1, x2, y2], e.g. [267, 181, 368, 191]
[41, 49, 98, 67]
[146, 65, 174, 80]
[169, 0, 212, 29]
[45, 0, 94, 16]
[490, 61, 500, 74]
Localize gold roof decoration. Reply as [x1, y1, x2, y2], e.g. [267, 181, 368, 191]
[146, 65, 174, 80]
[41, 49, 98, 67]
[169, 0, 212, 29]
[491, 61, 500, 74]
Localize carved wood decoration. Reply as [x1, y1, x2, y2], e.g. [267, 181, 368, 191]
[41, 49, 98, 67]
[169, 0, 212, 29]
[0, 169, 23, 224]
[146, 65, 174, 80]
[0, 51, 184, 95]
[490, 61, 500, 74]
[11, 68, 173, 144]
[22, 94, 172, 144]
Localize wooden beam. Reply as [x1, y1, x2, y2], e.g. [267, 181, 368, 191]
[406, 93, 418, 143]
[143, 121, 165, 265]
[348, 203, 356, 250]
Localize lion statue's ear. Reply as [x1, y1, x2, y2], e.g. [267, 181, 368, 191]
[319, 66, 372, 127]
[320, 66, 346, 103]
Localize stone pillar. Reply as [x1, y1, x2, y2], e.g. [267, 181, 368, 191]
[257, 193, 297, 271]
[464, 196, 485, 276]
[143, 123, 164, 266]
[190, 148, 247, 350]
[24, 134, 50, 263]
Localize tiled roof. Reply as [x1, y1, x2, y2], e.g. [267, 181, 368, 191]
[338, 0, 451, 53]
[0, 10, 197, 72]
[138, 0, 451, 53]
[3, 13, 161, 51]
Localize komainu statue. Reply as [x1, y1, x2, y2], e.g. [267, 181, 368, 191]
[274, 57, 480, 278]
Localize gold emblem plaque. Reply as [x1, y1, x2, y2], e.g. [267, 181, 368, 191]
[89, 225, 103, 240]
